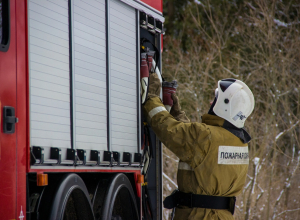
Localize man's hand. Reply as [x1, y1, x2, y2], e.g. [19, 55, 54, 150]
[170, 93, 181, 116]
[170, 93, 190, 123]
[147, 73, 161, 100]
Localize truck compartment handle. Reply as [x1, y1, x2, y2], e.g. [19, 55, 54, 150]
[3, 106, 17, 134]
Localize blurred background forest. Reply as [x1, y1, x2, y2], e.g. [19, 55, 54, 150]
[160, 0, 300, 219]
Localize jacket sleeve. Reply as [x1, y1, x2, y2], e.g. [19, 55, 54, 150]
[143, 97, 211, 168]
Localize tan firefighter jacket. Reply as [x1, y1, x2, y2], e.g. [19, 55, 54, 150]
[144, 96, 250, 220]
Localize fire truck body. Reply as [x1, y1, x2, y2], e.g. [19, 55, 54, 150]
[0, 0, 164, 219]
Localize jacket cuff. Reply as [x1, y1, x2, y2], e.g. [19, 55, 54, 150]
[143, 96, 167, 121]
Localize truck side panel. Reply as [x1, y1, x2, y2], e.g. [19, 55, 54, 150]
[16, 0, 27, 218]
[0, 0, 17, 218]
[141, 0, 163, 12]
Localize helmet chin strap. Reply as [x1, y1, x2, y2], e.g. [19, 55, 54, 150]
[208, 97, 217, 116]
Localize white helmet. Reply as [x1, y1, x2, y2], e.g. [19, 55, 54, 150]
[213, 79, 255, 128]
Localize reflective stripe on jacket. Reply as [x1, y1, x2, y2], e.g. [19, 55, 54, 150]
[144, 97, 249, 220]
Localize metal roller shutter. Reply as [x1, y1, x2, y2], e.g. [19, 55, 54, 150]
[28, 0, 71, 148]
[109, 0, 138, 153]
[29, 0, 141, 158]
[72, 0, 107, 151]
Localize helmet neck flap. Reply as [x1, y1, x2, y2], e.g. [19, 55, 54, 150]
[208, 97, 217, 116]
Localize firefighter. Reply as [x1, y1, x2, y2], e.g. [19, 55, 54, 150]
[143, 73, 255, 220]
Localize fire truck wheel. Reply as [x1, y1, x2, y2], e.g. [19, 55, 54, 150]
[101, 173, 139, 220]
[49, 173, 94, 220]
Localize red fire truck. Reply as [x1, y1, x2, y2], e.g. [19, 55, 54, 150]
[0, 0, 164, 219]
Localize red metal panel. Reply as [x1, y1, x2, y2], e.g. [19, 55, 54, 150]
[0, 0, 17, 218]
[133, 172, 142, 219]
[133, 172, 142, 198]
[141, 0, 163, 12]
[16, 0, 27, 219]
[25, 0, 30, 174]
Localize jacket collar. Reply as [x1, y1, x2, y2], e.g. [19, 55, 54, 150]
[201, 114, 225, 127]
[202, 114, 252, 144]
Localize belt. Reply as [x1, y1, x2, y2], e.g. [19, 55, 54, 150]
[164, 190, 236, 215]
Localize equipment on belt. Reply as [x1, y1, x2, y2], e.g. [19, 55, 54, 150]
[164, 190, 236, 215]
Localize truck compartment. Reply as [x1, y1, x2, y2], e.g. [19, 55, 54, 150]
[28, 0, 164, 167]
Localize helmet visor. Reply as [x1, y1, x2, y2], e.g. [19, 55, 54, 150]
[219, 79, 236, 92]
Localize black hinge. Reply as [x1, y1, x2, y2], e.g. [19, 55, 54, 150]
[3, 106, 18, 134]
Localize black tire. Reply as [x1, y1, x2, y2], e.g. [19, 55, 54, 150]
[49, 173, 94, 220]
[92, 176, 111, 220]
[101, 173, 139, 220]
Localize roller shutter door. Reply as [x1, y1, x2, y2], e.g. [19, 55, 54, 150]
[28, 0, 71, 148]
[29, 0, 140, 156]
[109, 0, 138, 153]
[72, 0, 107, 150]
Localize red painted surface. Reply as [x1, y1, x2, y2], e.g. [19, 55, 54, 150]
[140, 0, 164, 51]
[0, 0, 17, 218]
[25, 0, 31, 175]
[133, 172, 142, 219]
[133, 172, 142, 198]
[141, 0, 163, 12]
[16, 1, 27, 219]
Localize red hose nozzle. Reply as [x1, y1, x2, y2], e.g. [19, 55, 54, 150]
[162, 81, 178, 106]
[140, 53, 149, 78]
